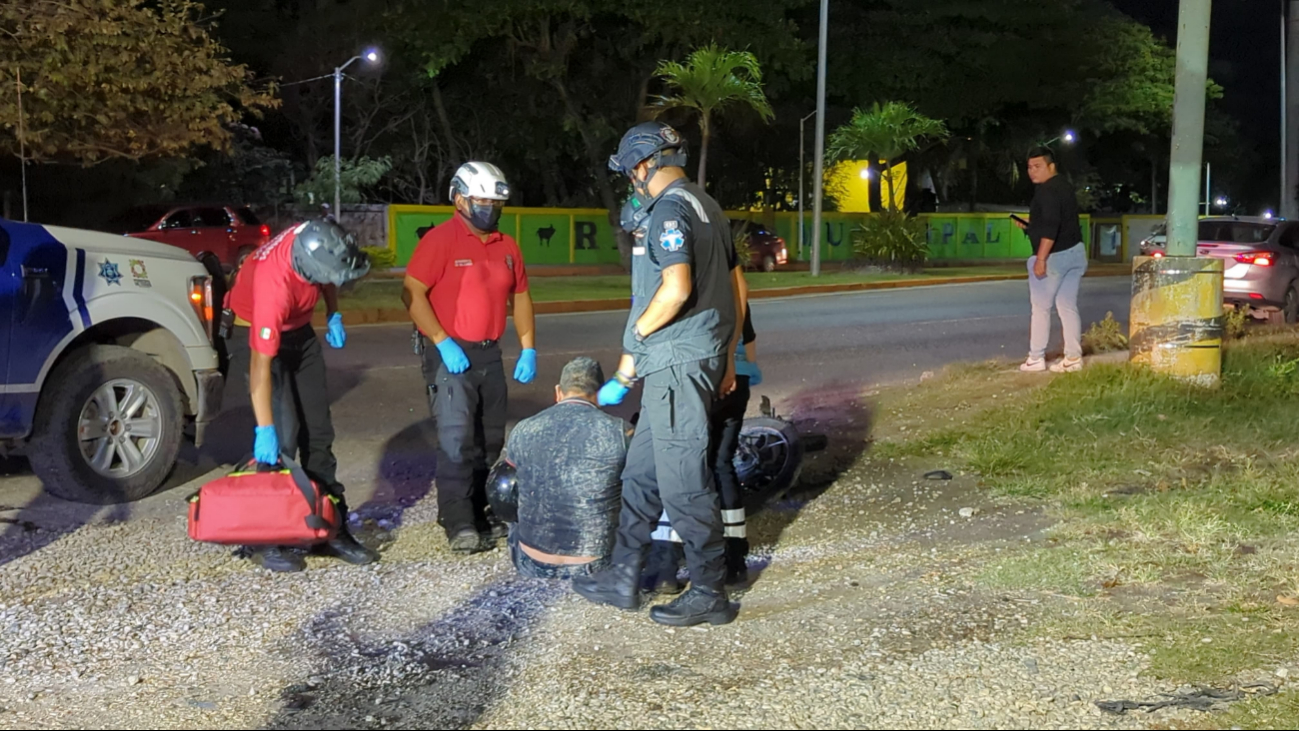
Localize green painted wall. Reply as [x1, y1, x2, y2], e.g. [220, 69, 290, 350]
[386, 205, 1092, 266]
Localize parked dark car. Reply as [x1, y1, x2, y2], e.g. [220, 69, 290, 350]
[733, 222, 789, 272]
[111, 205, 271, 269]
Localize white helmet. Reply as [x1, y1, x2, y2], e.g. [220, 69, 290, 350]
[449, 162, 510, 203]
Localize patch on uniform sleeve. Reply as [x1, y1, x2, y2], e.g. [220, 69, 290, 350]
[260, 327, 273, 340]
[659, 220, 685, 253]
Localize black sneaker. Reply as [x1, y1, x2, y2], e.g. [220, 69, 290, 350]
[649, 586, 738, 627]
[318, 530, 380, 565]
[251, 546, 306, 573]
[449, 528, 490, 555]
[571, 564, 642, 610]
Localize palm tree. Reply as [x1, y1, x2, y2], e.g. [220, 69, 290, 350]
[828, 102, 949, 212]
[653, 45, 774, 189]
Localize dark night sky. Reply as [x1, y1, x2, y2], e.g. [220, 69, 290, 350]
[1112, 0, 1284, 206]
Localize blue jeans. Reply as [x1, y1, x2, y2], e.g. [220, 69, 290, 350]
[508, 528, 609, 580]
[1027, 245, 1088, 360]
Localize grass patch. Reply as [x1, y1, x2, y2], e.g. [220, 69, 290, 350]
[327, 266, 1030, 310]
[881, 334, 1299, 704]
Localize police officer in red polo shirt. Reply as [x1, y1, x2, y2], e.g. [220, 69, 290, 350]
[225, 218, 376, 573]
[403, 162, 538, 555]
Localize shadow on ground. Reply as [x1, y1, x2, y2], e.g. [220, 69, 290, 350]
[741, 381, 875, 584]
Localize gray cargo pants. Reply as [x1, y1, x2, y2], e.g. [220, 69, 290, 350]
[611, 356, 727, 591]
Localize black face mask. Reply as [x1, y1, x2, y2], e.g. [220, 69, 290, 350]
[463, 202, 503, 232]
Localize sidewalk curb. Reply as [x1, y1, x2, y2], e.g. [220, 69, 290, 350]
[315, 269, 1130, 326]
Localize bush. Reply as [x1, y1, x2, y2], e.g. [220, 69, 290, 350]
[1081, 312, 1128, 355]
[732, 220, 754, 270]
[851, 210, 929, 272]
[1224, 306, 1249, 340]
[362, 246, 397, 271]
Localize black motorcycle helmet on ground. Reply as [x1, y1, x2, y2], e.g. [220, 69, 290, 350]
[486, 459, 520, 524]
[291, 218, 371, 287]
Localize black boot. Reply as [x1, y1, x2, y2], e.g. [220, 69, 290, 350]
[572, 563, 642, 610]
[251, 546, 306, 573]
[649, 586, 738, 627]
[320, 528, 380, 565]
[449, 527, 490, 555]
[725, 537, 750, 586]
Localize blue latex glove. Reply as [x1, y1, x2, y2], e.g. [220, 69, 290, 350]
[325, 312, 346, 349]
[254, 425, 280, 465]
[736, 359, 763, 386]
[598, 379, 630, 406]
[514, 348, 537, 384]
[435, 337, 470, 374]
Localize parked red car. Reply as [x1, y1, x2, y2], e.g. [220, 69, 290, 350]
[114, 205, 271, 269]
[741, 224, 789, 272]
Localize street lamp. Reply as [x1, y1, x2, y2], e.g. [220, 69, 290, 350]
[1043, 129, 1077, 147]
[333, 48, 381, 219]
[798, 110, 817, 262]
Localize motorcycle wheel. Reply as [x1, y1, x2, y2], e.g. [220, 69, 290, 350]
[735, 416, 805, 510]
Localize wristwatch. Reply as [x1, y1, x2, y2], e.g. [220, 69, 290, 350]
[633, 324, 647, 343]
[614, 371, 636, 387]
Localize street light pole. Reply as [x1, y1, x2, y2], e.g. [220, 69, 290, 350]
[798, 110, 816, 263]
[332, 50, 380, 221]
[810, 0, 830, 277]
[333, 58, 357, 221]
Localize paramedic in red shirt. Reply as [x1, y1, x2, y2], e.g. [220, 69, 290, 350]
[225, 218, 375, 573]
[404, 162, 538, 555]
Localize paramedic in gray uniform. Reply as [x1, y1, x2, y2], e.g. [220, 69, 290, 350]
[572, 121, 741, 627]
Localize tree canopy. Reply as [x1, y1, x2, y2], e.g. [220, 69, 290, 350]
[0, 0, 277, 165]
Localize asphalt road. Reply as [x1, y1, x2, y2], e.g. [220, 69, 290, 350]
[0, 277, 1132, 513]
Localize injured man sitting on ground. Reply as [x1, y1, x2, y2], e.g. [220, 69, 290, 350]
[488, 357, 630, 579]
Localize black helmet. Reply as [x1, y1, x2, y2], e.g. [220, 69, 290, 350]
[290, 219, 371, 287]
[608, 121, 689, 177]
[486, 460, 519, 524]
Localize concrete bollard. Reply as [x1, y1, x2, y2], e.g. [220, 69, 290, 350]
[1129, 255, 1224, 387]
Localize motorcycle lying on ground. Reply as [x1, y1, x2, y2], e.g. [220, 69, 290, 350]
[734, 395, 827, 511]
[630, 394, 827, 514]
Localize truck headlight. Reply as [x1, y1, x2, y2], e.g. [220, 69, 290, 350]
[189, 275, 215, 342]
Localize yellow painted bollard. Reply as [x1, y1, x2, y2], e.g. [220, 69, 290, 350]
[1129, 255, 1224, 387]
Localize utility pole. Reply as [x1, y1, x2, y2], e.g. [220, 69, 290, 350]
[798, 111, 816, 262]
[1131, 0, 1222, 387]
[17, 68, 28, 222]
[810, 0, 829, 277]
[1166, 1, 1211, 259]
[1283, 4, 1289, 217]
[1203, 162, 1211, 216]
[1287, 1, 1299, 218]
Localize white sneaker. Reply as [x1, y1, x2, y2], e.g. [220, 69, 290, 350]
[1050, 357, 1083, 373]
[1019, 357, 1047, 372]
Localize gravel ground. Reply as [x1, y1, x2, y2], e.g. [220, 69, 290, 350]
[0, 431, 1287, 729]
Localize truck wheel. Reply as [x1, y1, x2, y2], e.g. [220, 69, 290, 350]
[29, 345, 184, 504]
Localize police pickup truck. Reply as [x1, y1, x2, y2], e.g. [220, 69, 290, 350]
[0, 217, 223, 504]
